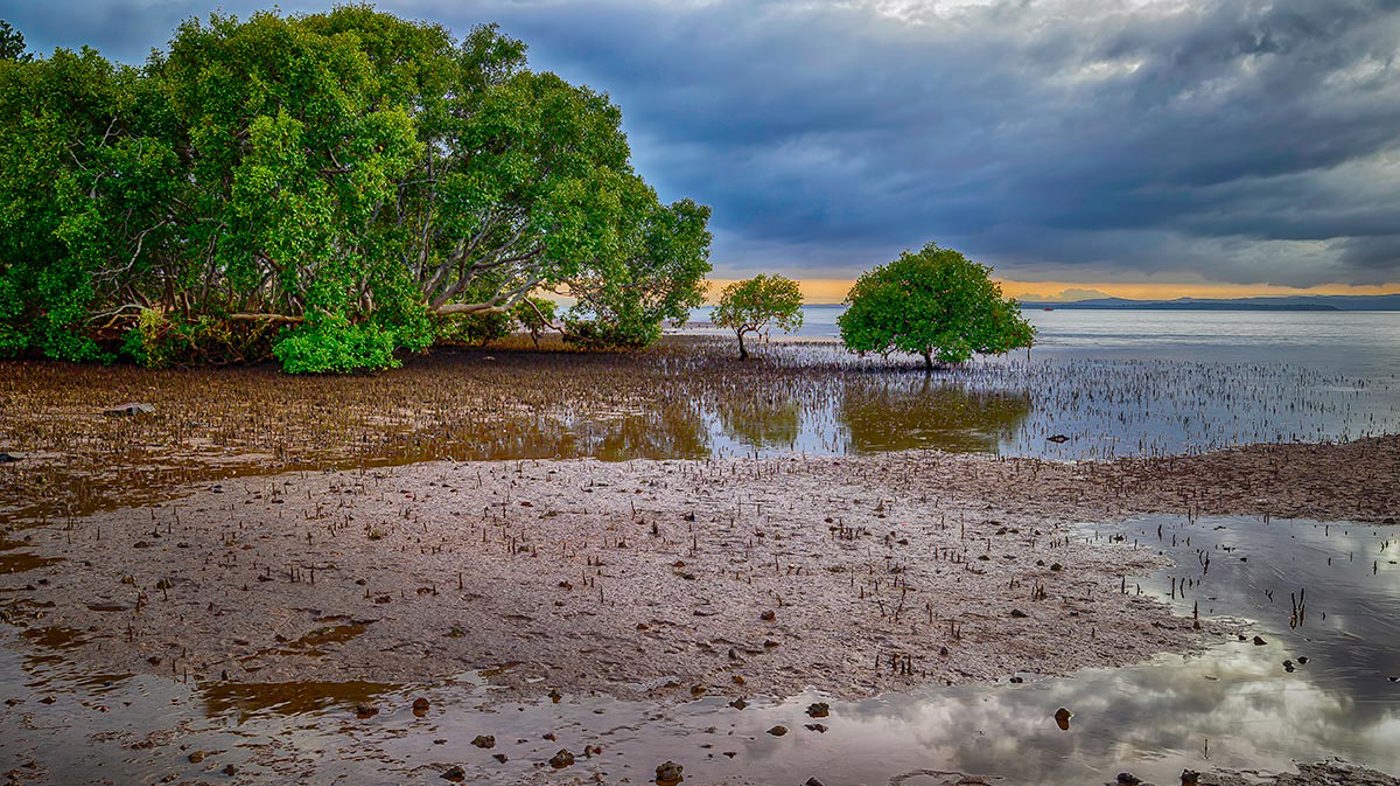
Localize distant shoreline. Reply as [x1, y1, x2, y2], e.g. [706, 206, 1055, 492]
[711, 297, 1400, 312]
[1018, 301, 1349, 311]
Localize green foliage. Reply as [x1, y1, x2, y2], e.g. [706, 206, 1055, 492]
[0, 46, 161, 363]
[272, 322, 401, 374]
[0, 20, 28, 62]
[712, 274, 804, 359]
[838, 242, 1034, 368]
[435, 310, 513, 346]
[121, 309, 277, 368]
[0, 7, 711, 372]
[560, 315, 659, 349]
[121, 308, 169, 368]
[512, 296, 557, 346]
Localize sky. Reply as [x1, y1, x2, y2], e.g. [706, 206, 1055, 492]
[4, 0, 1400, 302]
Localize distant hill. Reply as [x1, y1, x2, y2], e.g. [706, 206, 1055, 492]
[1017, 294, 1400, 311]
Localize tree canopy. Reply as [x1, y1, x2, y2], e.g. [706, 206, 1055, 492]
[0, 21, 26, 62]
[838, 243, 1033, 369]
[711, 274, 803, 359]
[0, 9, 711, 372]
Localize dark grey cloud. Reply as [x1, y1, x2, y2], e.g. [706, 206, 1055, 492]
[3, 0, 1399, 287]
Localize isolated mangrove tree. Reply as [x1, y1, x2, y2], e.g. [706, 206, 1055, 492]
[711, 274, 804, 359]
[0, 8, 711, 372]
[838, 243, 1034, 369]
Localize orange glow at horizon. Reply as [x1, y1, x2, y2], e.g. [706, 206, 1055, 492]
[703, 277, 1400, 305]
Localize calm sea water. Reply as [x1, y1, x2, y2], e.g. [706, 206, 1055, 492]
[682, 307, 1400, 459]
[693, 305, 1400, 379]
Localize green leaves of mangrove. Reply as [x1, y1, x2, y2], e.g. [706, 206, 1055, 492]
[0, 8, 711, 372]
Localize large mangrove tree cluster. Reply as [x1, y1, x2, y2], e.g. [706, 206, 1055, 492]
[0, 7, 711, 372]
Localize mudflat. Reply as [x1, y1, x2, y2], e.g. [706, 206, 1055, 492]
[4, 435, 1395, 701]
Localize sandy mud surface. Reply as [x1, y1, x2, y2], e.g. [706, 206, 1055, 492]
[6, 433, 1395, 702]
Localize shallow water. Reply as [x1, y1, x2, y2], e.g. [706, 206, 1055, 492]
[675, 308, 1400, 461]
[3, 514, 1396, 784]
[693, 306, 1400, 379]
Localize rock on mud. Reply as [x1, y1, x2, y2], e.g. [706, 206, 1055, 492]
[656, 760, 684, 784]
[103, 402, 155, 417]
[549, 749, 575, 768]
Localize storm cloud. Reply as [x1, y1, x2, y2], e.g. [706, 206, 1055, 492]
[4, 0, 1399, 287]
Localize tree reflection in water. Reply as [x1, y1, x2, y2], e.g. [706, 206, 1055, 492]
[838, 376, 1032, 454]
[716, 394, 802, 450]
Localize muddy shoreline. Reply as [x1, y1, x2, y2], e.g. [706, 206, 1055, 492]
[4, 435, 1396, 703]
[2, 342, 1398, 785]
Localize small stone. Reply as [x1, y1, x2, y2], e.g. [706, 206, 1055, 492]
[729, 698, 748, 710]
[471, 735, 495, 749]
[804, 723, 828, 733]
[1054, 707, 1072, 730]
[548, 689, 562, 703]
[441, 765, 466, 782]
[221, 764, 238, 776]
[187, 751, 205, 764]
[767, 725, 788, 736]
[1252, 635, 1267, 646]
[1047, 434, 1069, 443]
[354, 703, 378, 719]
[805, 779, 827, 786]
[1297, 656, 1310, 665]
[1009, 608, 1029, 618]
[1116, 773, 1141, 785]
[760, 610, 776, 621]
[656, 760, 684, 784]
[492, 754, 508, 764]
[806, 702, 830, 719]
[104, 403, 155, 417]
[1181, 769, 1201, 786]
[549, 749, 575, 768]
[412, 697, 430, 714]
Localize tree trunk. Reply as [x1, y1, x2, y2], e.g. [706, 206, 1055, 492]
[922, 349, 933, 371]
[737, 330, 749, 360]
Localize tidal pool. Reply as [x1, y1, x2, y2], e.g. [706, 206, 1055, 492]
[2, 513, 1396, 784]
